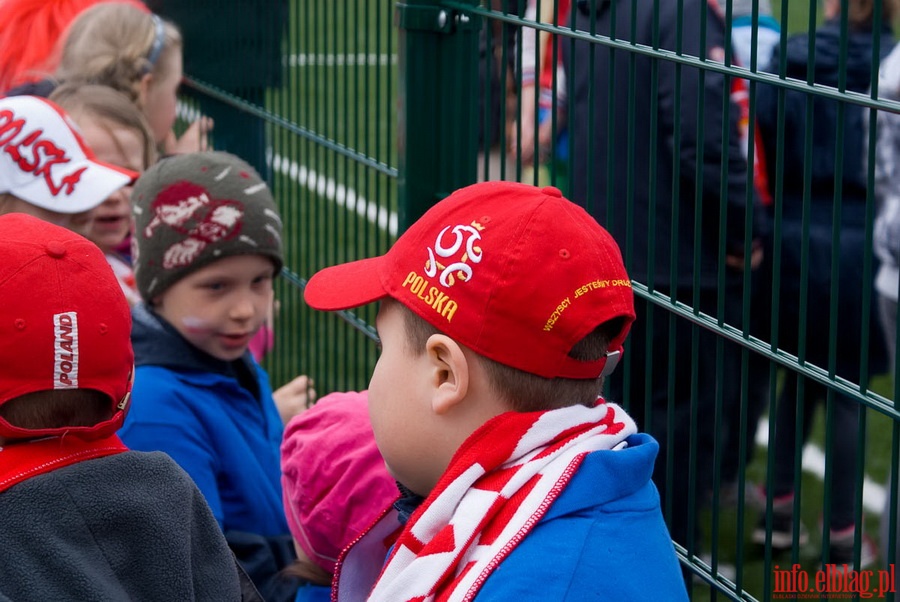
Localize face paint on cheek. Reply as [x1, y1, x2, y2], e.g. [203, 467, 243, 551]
[181, 316, 212, 334]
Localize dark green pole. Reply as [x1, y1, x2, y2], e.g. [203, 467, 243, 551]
[396, 0, 480, 231]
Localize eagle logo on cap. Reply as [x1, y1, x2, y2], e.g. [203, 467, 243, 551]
[144, 181, 244, 269]
[424, 223, 484, 287]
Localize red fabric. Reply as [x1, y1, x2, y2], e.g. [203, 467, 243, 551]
[705, 0, 773, 207]
[537, 0, 571, 93]
[730, 77, 773, 207]
[0, 433, 127, 493]
[0, 214, 134, 441]
[344, 402, 637, 602]
[0, 0, 148, 94]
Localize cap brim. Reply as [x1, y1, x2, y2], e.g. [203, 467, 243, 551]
[15, 160, 138, 214]
[304, 255, 390, 311]
[0, 95, 139, 214]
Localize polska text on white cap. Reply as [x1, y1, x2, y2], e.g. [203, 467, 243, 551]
[0, 95, 138, 214]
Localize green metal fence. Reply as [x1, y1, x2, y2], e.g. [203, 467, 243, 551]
[174, 0, 900, 599]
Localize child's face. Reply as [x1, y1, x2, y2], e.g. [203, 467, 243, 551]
[368, 301, 441, 496]
[142, 51, 182, 145]
[80, 117, 144, 254]
[154, 254, 275, 361]
[0, 196, 92, 236]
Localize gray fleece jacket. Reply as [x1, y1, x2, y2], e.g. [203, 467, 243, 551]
[0, 450, 243, 601]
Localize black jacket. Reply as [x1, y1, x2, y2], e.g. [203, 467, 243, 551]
[756, 19, 894, 376]
[144, 0, 288, 90]
[564, 0, 755, 290]
[758, 20, 894, 213]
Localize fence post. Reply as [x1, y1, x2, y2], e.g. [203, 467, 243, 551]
[396, 0, 480, 230]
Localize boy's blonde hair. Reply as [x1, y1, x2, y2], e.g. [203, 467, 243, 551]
[50, 83, 158, 170]
[56, 3, 181, 106]
[393, 299, 623, 412]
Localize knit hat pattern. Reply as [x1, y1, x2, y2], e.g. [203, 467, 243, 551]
[131, 151, 284, 301]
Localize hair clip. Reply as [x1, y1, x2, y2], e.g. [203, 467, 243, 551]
[144, 15, 166, 74]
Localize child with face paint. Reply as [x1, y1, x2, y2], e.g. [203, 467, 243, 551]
[119, 151, 315, 602]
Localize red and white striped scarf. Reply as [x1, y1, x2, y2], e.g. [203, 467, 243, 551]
[336, 400, 637, 602]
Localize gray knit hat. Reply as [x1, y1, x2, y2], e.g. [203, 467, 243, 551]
[131, 151, 283, 301]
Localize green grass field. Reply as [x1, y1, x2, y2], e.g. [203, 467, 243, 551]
[247, 0, 399, 393]
[178, 1, 900, 599]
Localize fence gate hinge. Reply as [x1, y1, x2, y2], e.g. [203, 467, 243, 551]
[395, 3, 478, 34]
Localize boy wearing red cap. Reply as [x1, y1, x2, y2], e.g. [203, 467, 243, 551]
[0, 213, 247, 600]
[304, 181, 688, 600]
[0, 95, 138, 235]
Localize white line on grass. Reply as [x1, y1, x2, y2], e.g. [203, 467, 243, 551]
[755, 418, 885, 514]
[269, 152, 398, 237]
[285, 53, 396, 67]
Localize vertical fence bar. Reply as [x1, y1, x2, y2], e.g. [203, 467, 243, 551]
[396, 0, 480, 229]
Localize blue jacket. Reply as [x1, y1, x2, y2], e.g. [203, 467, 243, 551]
[121, 304, 298, 601]
[295, 584, 330, 602]
[477, 433, 687, 600]
[335, 433, 687, 601]
[121, 304, 287, 535]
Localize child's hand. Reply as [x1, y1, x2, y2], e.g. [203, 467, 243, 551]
[273, 375, 317, 424]
[164, 117, 214, 155]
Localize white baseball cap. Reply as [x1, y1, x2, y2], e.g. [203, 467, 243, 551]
[0, 95, 139, 214]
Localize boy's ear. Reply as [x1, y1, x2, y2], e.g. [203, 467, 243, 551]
[425, 334, 469, 415]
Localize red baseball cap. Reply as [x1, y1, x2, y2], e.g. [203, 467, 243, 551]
[0, 213, 133, 440]
[0, 95, 138, 214]
[305, 181, 635, 379]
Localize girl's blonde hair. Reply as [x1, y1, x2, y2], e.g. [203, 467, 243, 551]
[56, 3, 181, 106]
[50, 83, 158, 170]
